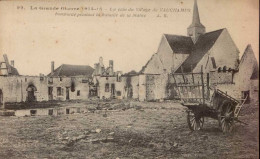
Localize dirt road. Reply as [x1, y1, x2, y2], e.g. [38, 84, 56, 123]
[0, 101, 258, 159]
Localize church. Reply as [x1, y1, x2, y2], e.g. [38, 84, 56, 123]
[140, 0, 239, 74]
[137, 0, 258, 102]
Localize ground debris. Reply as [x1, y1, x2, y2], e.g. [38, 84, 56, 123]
[0, 100, 258, 158]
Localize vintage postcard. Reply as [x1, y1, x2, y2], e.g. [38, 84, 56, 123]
[0, 0, 259, 158]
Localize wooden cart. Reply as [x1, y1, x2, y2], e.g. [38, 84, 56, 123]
[172, 67, 247, 133]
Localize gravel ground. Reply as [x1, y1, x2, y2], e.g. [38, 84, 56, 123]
[0, 101, 258, 159]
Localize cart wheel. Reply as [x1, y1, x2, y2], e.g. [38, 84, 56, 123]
[187, 111, 204, 131]
[218, 101, 234, 133]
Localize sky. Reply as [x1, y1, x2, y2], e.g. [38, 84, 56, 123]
[0, 0, 259, 76]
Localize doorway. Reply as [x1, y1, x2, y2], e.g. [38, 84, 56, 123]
[48, 87, 53, 100]
[111, 84, 115, 97]
[26, 85, 37, 102]
[66, 87, 70, 100]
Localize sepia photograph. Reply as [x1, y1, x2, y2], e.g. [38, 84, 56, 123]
[0, 0, 259, 158]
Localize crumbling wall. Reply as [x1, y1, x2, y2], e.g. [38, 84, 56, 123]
[210, 71, 233, 84]
[48, 77, 71, 101]
[138, 75, 146, 101]
[98, 76, 118, 99]
[0, 76, 48, 103]
[145, 74, 168, 101]
[0, 75, 91, 104]
[131, 76, 139, 99]
[142, 54, 164, 74]
[47, 77, 90, 101]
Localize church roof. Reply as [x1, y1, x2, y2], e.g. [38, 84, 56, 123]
[164, 34, 194, 54]
[175, 29, 224, 73]
[48, 64, 94, 77]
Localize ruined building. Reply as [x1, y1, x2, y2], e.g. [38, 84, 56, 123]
[0, 56, 94, 106]
[0, 0, 258, 105]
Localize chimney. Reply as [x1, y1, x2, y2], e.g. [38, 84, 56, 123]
[51, 61, 54, 74]
[99, 57, 104, 67]
[109, 60, 114, 75]
[10, 60, 14, 67]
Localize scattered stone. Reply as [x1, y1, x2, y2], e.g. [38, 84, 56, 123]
[109, 132, 115, 135]
[173, 142, 178, 147]
[164, 142, 172, 150]
[96, 129, 101, 133]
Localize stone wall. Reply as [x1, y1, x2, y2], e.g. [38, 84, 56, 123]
[138, 75, 146, 101]
[97, 76, 123, 99]
[96, 75, 139, 100]
[210, 71, 234, 85]
[0, 75, 91, 104]
[47, 76, 90, 101]
[144, 73, 168, 101]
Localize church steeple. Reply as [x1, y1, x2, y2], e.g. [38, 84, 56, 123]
[187, 0, 205, 43]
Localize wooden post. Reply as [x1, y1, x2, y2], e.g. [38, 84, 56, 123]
[207, 73, 210, 100]
[21, 80, 23, 102]
[172, 74, 182, 100]
[191, 73, 195, 84]
[180, 66, 186, 83]
[201, 65, 205, 105]
[197, 81, 201, 102]
[3, 94, 5, 109]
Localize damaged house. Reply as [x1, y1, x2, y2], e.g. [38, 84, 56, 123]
[92, 57, 140, 100]
[47, 61, 94, 101]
